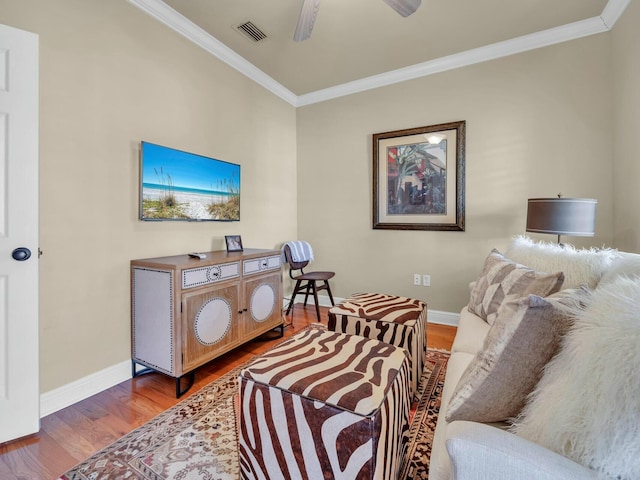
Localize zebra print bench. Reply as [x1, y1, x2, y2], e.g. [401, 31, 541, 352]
[238, 327, 411, 479]
[328, 293, 427, 400]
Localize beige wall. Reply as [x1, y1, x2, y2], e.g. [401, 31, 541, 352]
[297, 34, 614, 313]
[0, 0, 297, 392]
[612, 0, 640, 252]
[0, 0, 632, 395]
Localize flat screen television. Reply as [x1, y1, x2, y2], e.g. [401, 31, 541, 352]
[139, 141, 240, 221]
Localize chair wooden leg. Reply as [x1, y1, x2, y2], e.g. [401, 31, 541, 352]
[286, 280, 303, 315]
[311, 281, 321, 322]
[303, 281, 312, 307]
[325, 280, 335, 306]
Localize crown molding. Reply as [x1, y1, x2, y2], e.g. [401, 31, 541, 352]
[600, 0, 632, 28]
[127, 0, 298, 106]
[129, 0, 630, 108]
[297, 15, 609, 106]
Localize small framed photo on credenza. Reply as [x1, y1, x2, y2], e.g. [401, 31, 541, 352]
[225, 235, 243, 252]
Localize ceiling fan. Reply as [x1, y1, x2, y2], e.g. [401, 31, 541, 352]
[293, 0, 422, 42]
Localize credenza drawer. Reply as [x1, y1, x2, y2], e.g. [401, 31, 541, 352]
[182, 261, 240, 289]
[243, 255, 281, 276]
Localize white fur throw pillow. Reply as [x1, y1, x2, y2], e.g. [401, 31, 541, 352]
[511, 276, 640, 480]
[447, 290, 576, 423]
[468, 249, 565, 325]
[505, 235, 618, 289]
[598, 252, 640, 286]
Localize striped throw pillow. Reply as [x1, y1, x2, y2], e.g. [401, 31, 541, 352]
[468, 249, 564, 325]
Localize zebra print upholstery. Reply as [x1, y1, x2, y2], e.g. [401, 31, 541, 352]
[238, 327, 411, 479]
[327, 293, 427, 400]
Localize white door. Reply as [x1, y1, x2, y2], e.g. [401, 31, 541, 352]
[0, 24, 39, 443]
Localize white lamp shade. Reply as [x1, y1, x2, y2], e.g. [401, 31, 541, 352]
[526, 198, 597, 237]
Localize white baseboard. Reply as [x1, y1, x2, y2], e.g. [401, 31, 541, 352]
[284, 294, 344, 308]
[40, 360, 131, 417]
[42, 298, 458, 418]
[285, 294, 460, 326]
[428, 309, 460, 326]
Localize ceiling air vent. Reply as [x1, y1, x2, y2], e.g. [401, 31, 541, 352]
[236, 21, 267, 43]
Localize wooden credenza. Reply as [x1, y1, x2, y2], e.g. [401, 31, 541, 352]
[130, 248, 283, 396]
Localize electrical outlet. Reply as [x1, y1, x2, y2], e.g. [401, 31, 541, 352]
[413, 273, 421, 286]
[423, 274, 431, 287]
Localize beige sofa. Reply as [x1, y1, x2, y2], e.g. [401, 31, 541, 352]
[429, 236, 640, 480]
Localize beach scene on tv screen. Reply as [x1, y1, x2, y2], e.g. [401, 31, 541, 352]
[141, 142, 240, 221]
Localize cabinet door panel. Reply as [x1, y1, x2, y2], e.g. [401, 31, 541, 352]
[242, 272, 283, 338]
[182, 283, 240, 372]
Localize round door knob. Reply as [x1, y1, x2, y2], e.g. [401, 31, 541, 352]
[12, 247, 31, 261]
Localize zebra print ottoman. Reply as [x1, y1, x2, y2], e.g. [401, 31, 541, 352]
[327, 293, 427, 400]
[238, 327, 411, 479]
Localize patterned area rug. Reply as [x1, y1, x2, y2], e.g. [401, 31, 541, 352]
[59, 349, 449, 480]
[401, 349, 449, 479]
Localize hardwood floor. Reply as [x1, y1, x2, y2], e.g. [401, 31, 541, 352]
[0, 306, 456, 480]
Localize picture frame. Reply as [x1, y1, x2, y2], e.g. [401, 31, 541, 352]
[372, 121, 465, 231]
[225, 235, 243, 252]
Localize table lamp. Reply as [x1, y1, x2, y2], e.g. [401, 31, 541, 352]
[526, 195, 597, 244]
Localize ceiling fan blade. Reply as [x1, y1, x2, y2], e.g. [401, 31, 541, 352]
[382, 0, 421, 17]
[293, 0, 320, 42]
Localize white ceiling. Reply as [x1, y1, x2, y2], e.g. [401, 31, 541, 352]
[128, 0, 629, 106]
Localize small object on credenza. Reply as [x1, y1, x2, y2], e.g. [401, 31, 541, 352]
[188, 252, 207, 259]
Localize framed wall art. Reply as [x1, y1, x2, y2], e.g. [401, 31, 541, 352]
[225, 235, 243, 252]
[372, 121, 465, 231]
